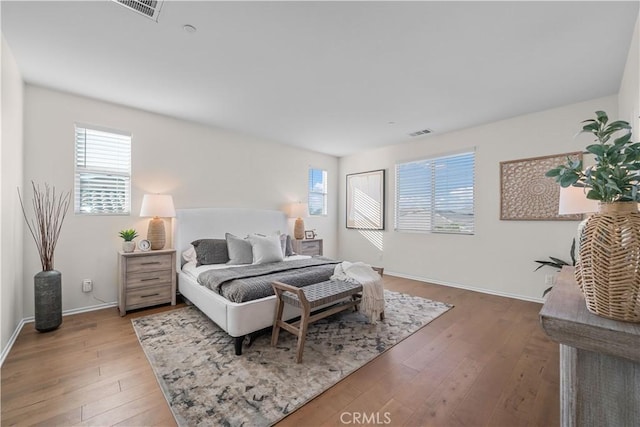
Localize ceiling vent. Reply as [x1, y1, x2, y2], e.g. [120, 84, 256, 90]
[408, 129, 432, 137]
[114, 0, 163, 22]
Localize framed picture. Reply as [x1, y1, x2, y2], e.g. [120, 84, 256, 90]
[346, 169, 385, 230]
[304, 230, 315, 239]
[500, 152, 583, 221]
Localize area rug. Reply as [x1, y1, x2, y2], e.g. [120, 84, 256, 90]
[132, 290, 452, 426]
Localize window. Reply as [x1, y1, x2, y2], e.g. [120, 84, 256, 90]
[308, 168, 328, 215]
[395, 151, 474, 234]
[74, 124, 131, 215]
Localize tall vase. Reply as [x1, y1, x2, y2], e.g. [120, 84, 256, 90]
[34, 270, 62, 332]
[576, 202, 640, 322]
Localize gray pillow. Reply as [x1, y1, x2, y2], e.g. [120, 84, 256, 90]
[226, 233, 253, 265]
[249, 234, 284, 264]
[191, 239, 229, 266]
[285, 234, 295, 256]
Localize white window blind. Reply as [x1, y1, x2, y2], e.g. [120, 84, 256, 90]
[74, 125, 131, 215]
[308, 168, 328, 216]
[395, 151, 474, 234]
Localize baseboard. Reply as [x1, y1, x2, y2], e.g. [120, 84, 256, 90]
[20, 301, 118, 324]
[0, 318, 27, 367]
[385, 271, 544, 304]
[1, 301, 118, 367]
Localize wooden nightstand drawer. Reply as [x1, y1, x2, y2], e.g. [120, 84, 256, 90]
[126, 253, 172, 273]
[292, 239, 323, 256]
[126, 284, 172, 309]
[126, 270, 173, 290]
[118, 249, 176, 316]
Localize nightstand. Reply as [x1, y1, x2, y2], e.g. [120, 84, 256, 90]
[292, 238, 323, 256]
[118, 249, 176, 316]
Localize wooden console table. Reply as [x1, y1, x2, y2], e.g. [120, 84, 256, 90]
[539, 266, 640, 427]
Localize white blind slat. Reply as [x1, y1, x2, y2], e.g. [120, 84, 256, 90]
[74, 125, 131, 215]
[395, 151, 474, 235]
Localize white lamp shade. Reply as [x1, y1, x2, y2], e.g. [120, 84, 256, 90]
[288, 202, 309, 219]
[140, 194, 176, 218]
[558, 186, 599, 215]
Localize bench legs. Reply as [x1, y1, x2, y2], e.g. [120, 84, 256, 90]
[272, 281, 368, 363]
[295, 305, 310, 363]
[271, 291, 285, 347]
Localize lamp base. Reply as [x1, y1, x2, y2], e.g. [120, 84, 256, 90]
[294, 218, 305, 240]
[147, 217, 166, 250]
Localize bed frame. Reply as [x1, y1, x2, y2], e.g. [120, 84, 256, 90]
[174, 207, 329, 355]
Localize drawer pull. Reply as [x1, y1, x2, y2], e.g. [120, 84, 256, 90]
[141, 261, 161, 265]
[141, 277, 160, 282]
[141, 293, 160, 298]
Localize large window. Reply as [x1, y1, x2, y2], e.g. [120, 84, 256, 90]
[395, 151, 475, 234]
[308, 168, 328, 216]
[74, 124, 131, 215]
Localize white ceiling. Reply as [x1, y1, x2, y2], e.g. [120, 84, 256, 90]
[2, 1, 638, 157]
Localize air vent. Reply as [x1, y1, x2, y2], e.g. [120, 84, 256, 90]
[114, 0, 163, 22]
[408, 129, 432, 137]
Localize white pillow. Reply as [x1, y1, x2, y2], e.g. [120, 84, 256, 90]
[182, 246, 197, 264]
[248, 234, 284, 264]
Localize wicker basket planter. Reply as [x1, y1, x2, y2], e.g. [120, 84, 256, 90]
[575, 202, 640, 322]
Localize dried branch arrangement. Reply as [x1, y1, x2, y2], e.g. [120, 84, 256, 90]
[18, 182, 71, 271]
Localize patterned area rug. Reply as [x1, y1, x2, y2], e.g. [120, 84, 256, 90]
[132, 290, 452, 426]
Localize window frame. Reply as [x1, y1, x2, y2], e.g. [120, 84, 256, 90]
[394, 150, 475, 235]
[74, 123, 132, 216]
[308, 168, 328, 216]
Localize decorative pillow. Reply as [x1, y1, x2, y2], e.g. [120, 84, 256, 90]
[248, 234, 284, 264]
[285, 234, 295, 256]
[191, 239, 230, 266]
[279, 234, 287, 257]
[182, 246, 197, 264]
[225, 233, 253, 265]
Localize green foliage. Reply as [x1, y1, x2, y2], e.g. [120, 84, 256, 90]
[118, 229, 138, 241]
[534, 239, 576, 297]
[546, 111, 640, 203]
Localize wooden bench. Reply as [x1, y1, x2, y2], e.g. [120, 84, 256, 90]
[271, 267, 383, 363]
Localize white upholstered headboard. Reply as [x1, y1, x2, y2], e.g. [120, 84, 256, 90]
[174, 208, 288, 268]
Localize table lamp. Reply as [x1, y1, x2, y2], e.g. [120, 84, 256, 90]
[558, 185, 599, 215]
[140, 194, 176, 250]
[289, 202, 309, 240]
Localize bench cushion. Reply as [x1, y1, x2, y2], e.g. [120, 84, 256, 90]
[281, 280, 362, 308]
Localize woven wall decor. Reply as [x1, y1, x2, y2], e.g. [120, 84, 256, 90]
[576, 202, 640, 322]
[500, 152, 583, 221]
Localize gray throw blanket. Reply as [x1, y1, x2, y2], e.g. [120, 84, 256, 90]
[198, 257, 340, 303]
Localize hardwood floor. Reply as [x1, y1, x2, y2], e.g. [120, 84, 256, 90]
[1, 276, 559, 426]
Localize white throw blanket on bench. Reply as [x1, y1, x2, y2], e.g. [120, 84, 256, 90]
[331, 261, 385, 323]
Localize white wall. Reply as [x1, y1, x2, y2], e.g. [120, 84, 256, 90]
[619, 12, 640, 132]
[338, 96, 618, 301]
[23, 85, 338, 316]
[1, 36, 25, 356]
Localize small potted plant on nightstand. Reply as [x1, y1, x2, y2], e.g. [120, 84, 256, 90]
[119, 229, 138, 253]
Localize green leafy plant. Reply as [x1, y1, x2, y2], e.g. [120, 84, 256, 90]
[545, 111, 640, 202]
[535, 239, 576, 296]
[118, 229, 138, 242]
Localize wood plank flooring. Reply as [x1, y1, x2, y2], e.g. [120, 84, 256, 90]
[1, 276, 559, 426]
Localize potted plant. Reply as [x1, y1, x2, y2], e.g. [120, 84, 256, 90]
[119, 229, 138, 253]
[18, 182, 71, 332]
[534, 239, 576, 297]
[546, 111, 640, 322]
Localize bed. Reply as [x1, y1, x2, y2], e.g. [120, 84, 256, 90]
[175, 207, 343, 355]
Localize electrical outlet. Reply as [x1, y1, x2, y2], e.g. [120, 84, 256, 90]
[82, 279, 93, 293]
[545, 274, 555, 286]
